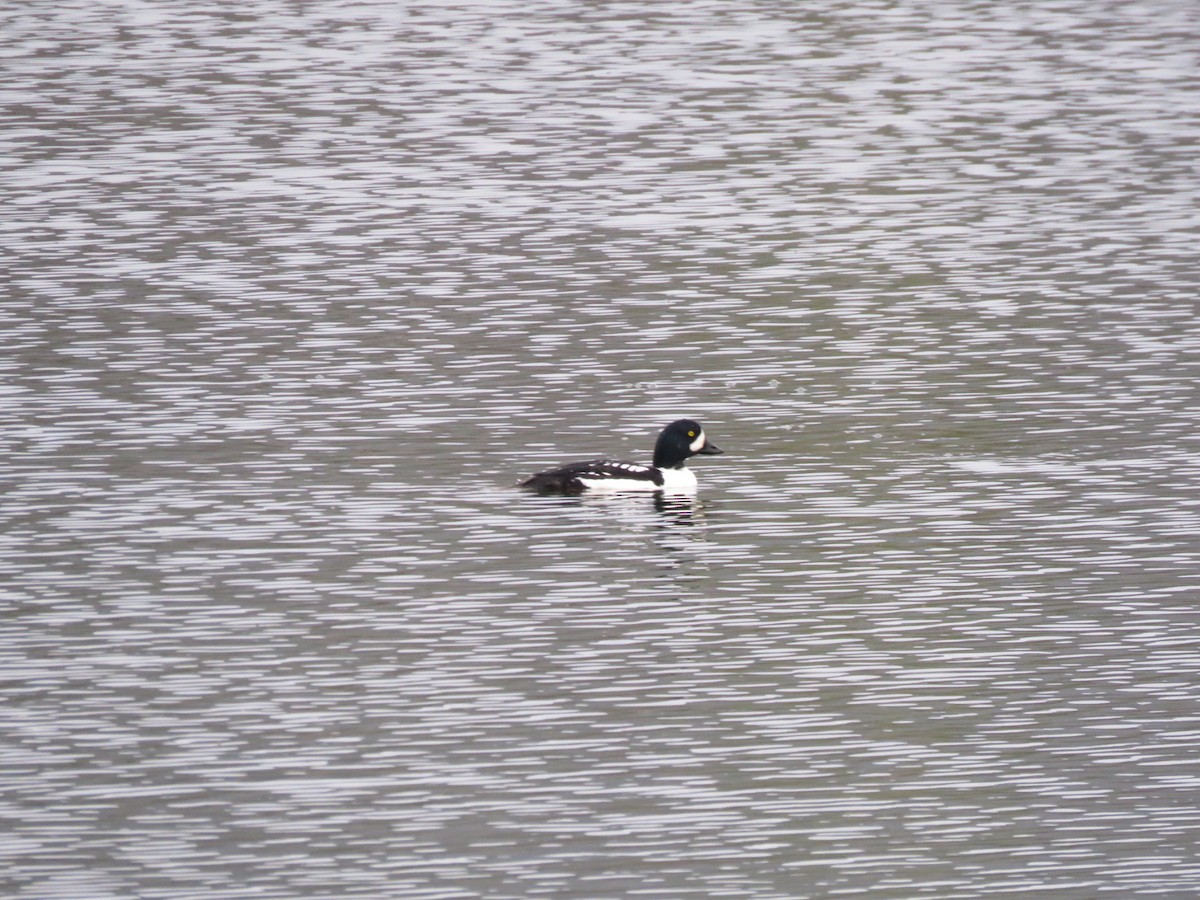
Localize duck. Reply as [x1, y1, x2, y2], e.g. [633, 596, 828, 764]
[518, 419, 724, 495]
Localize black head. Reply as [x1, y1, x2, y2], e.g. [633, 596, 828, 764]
[653, 419, 724, 469]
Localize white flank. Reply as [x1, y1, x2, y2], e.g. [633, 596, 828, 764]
[577, 465, 699, 495]
[578, 477, 664, 494]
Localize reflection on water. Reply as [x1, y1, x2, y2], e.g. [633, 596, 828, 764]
[4, 0, 1200, 897]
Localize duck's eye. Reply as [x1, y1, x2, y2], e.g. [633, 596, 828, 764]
[687, 430, 696, 437]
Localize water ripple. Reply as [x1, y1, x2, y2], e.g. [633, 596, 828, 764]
[4, 0, 1200, 897]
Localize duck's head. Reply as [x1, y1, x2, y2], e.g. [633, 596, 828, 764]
[653, 419, 724, 469]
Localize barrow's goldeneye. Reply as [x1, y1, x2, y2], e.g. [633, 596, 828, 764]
[519, 419, 724, 495]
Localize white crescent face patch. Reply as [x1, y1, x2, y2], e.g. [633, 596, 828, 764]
[689, 430, 707, 453]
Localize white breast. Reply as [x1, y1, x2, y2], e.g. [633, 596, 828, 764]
[658, 466, 698, 494]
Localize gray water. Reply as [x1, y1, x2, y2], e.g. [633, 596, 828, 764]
[4, 1, 1200, 897]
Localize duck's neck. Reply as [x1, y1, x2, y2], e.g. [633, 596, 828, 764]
[653, 451, 687, 469]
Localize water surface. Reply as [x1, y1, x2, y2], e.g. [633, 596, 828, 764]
[4, 1, 1200, 897]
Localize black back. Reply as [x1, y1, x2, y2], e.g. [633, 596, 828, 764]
[518, 460, 663, 495]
